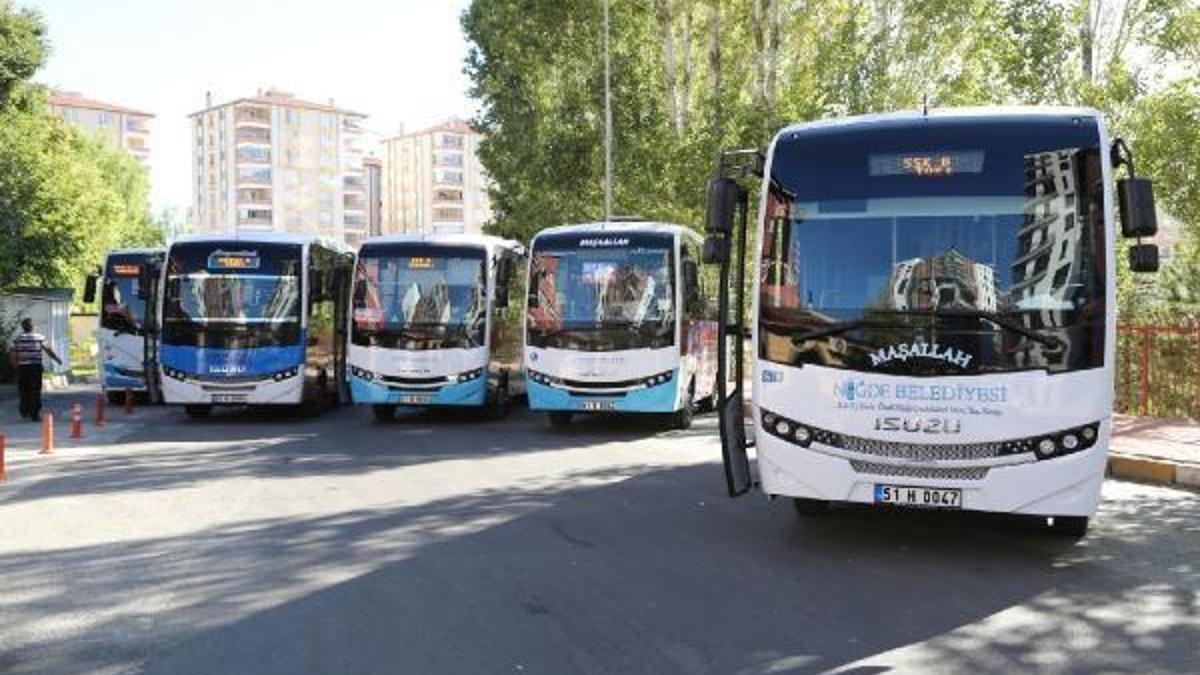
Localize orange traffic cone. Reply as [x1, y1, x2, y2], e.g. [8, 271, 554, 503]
[39, 413, 54, 455]
[70, 403, 83, 439]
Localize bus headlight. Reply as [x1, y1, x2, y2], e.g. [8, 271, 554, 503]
[271, 367, 299, 382]
[163, 366, 188, 381]
[642, 370, 674, 388]
[455, 367, 484, 383]
[350, 366, 375, 382]
[761, 409, 814, 448]
[1060, 434, 1080, 451]
[1035, 438, 1057, 459]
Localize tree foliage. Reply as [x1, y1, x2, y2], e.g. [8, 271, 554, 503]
[464, 0, 1200, 316]
[0, 1, 160, 295]
[0, 0, 45, 106]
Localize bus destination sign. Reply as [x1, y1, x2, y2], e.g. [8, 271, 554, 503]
[869, 150, 984, 177]
[208, 251, 261, 270]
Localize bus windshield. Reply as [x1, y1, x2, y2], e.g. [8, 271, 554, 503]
[162, 242, 303, 348]
[527, 232, 675, 351]
[760, 117, 1106, 375]
[352, 244, 486, 350]
[101, 255, 148, 333]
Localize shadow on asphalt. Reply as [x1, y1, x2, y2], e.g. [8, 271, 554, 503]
[1, 458, 1196, 674]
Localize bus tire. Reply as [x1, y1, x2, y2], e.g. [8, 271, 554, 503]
[372, 404, 396, 422]
[792, 497, 831, 516]
[671, 381, 696, 430]
[549, 411, 573, 429]
[184, 404, 212, 420]
[106, 391, 124, 405]
[1049, 515, 1089, 538]
[488, 380, 510, 420]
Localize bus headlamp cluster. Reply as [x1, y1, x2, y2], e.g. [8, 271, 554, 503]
[1030, 424, 1099, 460]
[162, 366, 190, 381]
[271, 367, 300, 382]
[454, 367, 485, 383]
[350, 366, 376, 382]
[761, 410, 813, 448]
[642, 370, 674, 388]
[528, 369, 559, 387]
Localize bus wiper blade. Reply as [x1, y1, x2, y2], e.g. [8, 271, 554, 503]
[892, 308, 1064, 350]
[787, 320, 867, 345]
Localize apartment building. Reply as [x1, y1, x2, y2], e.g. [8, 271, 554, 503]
[380, 119, 492, 236]
[47, 90, 153, 165]
[190, 89, 368, 241]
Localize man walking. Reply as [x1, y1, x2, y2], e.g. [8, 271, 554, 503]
[11, 318, 62, 421]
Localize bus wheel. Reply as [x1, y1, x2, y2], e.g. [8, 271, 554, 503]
[792, 497, 831, 516]
[106, 391, 124, 405]
[184, 404, 212, 420]
[372, 404, 396, 422]
[549, 411, 573, 429]
[1049, 515, 1089, 538]
[671, 382, 696, 430]
[488, 382, 510, 420]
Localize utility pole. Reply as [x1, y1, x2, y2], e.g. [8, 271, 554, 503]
[603, 0, 613, 222]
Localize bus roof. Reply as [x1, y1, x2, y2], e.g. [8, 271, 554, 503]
[360, 232, 524, 255]
[106, 248, 163, 257]
[170, 231, 351, 252]
[773, 106, 1104, 142]
[533, 221, 702, 244]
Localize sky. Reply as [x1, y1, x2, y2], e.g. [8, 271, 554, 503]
[27, 0, 477, 216]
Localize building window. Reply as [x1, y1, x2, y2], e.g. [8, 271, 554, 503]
[318, 210, 332, 226]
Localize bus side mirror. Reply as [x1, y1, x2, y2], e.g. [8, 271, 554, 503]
[83, 274, 98, 304]
[705, 177, 739, 235]
[1129, 243, 1159, 273]
[1118, 178, 1158, 238]
[703, 236, 730, 265]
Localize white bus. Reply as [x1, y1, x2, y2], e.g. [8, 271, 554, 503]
[157, 233, 353, 418]
[84, 248, 163, 403]
[348, 234, 526, 421]
[703, 108, 1160, 536]
[525, 221, 719, 429]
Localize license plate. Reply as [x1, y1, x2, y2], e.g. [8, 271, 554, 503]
[874, 484, 962, 509]
[212, 393, 247, 404]
[398, 394, 432, 405]
[580, 400, 617, 412]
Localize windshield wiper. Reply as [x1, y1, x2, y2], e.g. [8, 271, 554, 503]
[882, 308, 1064, 350]
[783, 319, 868, 345]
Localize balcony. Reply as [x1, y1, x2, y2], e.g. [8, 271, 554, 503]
[236, 128, 271, 145]
[344, 213, 366, 228]
[240, 207, 274, 227]
[344, 194, 366, 211]
[236, 147, 271, 165]
[342, 117, 363, 133]
[124, 118, 150, 134]
[236, 105, 271, 127]
[433, 188, 463, 204]
[237, 168, 272, 186]
[343, 175, 365, 192]
[237, 188, 272, 206]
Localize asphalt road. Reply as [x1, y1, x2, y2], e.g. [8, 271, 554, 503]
[0, 400, 1197, 675]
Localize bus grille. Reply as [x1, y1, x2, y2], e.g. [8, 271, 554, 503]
[835, 434, 1009, 462]
[850, 460, 989, 481]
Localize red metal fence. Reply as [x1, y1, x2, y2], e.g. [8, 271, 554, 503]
[1116, 324, 1200, 419]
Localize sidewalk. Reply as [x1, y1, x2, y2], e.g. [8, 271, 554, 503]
[1109, 414, 1200, 490]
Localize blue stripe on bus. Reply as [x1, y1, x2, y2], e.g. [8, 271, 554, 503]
[525, 370, 679, 413]
[160, 342, 305, 378]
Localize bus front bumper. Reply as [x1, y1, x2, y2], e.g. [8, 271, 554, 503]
[756, 422, 1111, 517]
[350, 375, 486, 407]
[525, 376, 679, 414]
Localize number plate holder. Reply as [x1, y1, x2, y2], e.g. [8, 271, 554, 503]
[580, 400, 617, 412]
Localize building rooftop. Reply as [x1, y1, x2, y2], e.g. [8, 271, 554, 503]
[189, 88, 366, 118]
[48, 90, 154, 118]
[387, 117, 475, 141]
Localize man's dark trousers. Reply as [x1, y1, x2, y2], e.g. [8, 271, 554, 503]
[17, 363, 43, 420]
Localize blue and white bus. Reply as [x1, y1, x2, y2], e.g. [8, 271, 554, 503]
[349, 234, 526, 421]
[158, 233, 353, 418]
[525, 221, 719, 429]
[703, 107, 1160, 536]
[85, 248, 163, 403]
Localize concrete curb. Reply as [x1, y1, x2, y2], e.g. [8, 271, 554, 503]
[1107, 453, 1200, 490]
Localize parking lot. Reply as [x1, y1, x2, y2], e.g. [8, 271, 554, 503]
[1, 392, 1198, 675]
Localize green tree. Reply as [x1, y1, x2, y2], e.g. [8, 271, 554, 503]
[0, 0, 46, 107]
